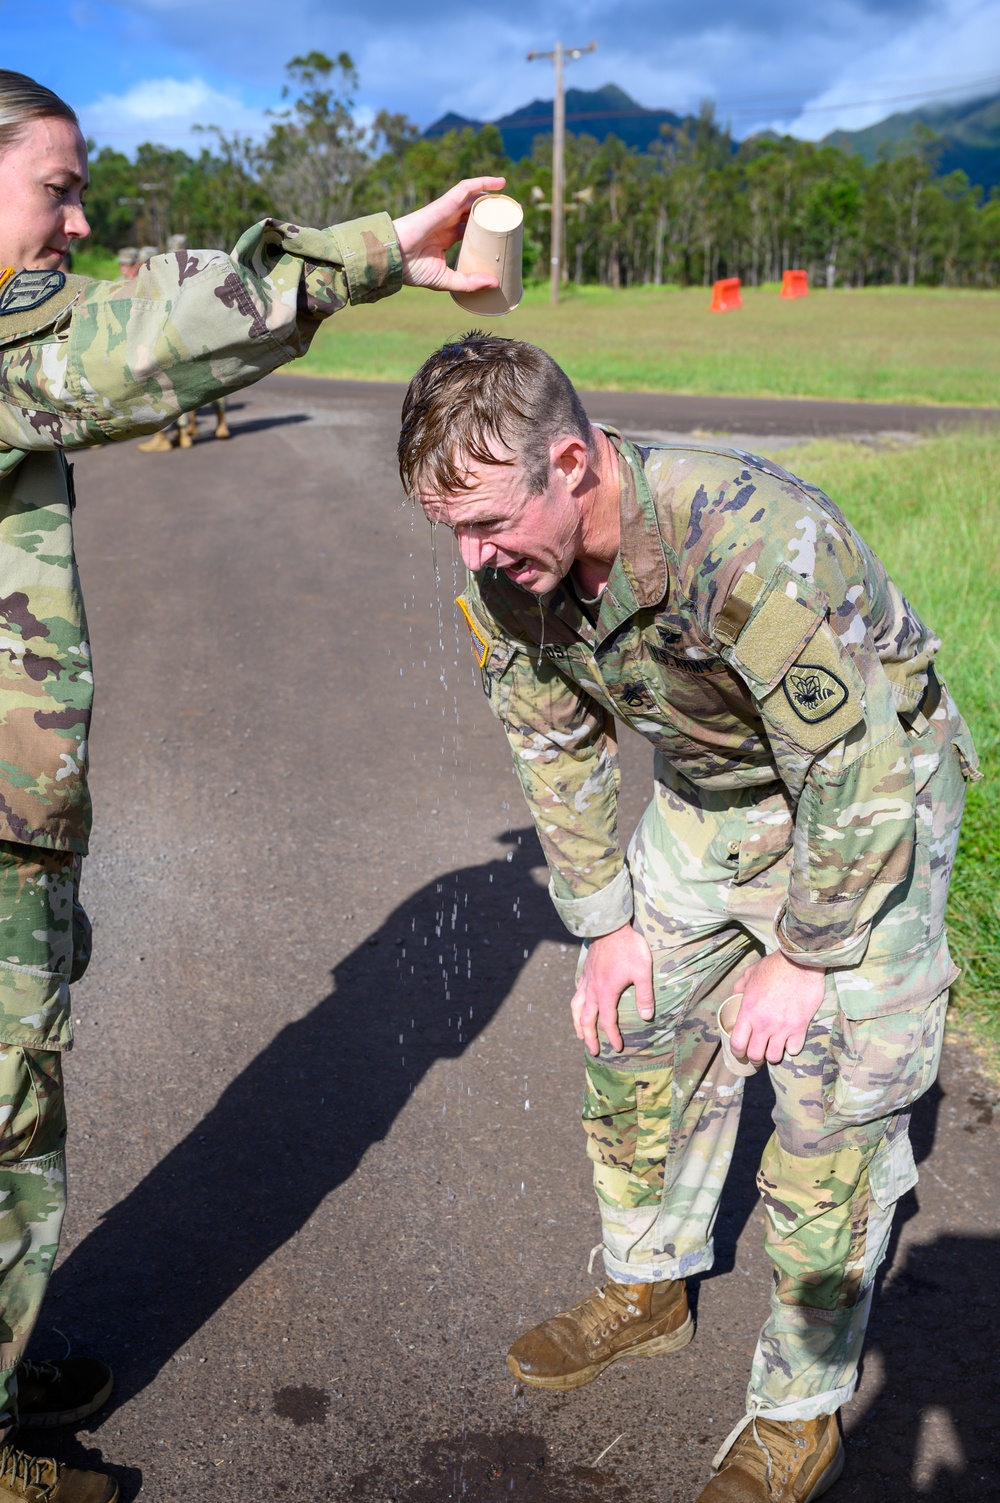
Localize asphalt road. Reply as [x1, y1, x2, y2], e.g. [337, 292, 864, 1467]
[29, 377, 999, 1502]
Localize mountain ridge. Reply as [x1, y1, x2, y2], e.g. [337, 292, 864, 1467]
[424, 83, 1000, 190]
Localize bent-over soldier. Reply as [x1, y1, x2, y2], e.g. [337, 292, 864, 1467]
[397, 333, 979, 1503]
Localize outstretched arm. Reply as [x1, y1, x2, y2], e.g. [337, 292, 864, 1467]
[0, 177, 507, 456]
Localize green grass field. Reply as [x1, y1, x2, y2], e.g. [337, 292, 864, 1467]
[293, 281, 1000, 407]
[780, 428, 1000, 1067]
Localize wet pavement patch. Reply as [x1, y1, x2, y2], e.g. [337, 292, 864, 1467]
[272, 1383, 331, 1425]
[341, 1431, 627, 1502]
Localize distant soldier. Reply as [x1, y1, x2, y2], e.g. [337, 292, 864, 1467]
[140, 234, 231, 453]
[116, 245, 139, 280]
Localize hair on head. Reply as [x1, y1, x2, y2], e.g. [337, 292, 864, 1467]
[0, 71, 78, 157]
[398, 331, 593, 499]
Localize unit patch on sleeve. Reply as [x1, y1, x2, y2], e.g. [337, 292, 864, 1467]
[782, 664, 849, 723]
[0, 269, 66, 315]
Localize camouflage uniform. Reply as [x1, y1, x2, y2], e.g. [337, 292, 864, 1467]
[0, 213, 402, 1421]
[459, 433, 979, 1421]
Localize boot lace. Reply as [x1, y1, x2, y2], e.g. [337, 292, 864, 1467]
[18, 1359, 59, 1386]
[714, 1410, 811, 1499]
[573, 1246, 643, 1344]
[0, 1442, 58, 1499]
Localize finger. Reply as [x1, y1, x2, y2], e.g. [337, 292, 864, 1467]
[436, 269, 502, 293]
[765, 1032, 787, 1065]
[743, 1025, 768, 1065]
[634, 973, 655, 1023]
[454, 175, 506, 202]
[729, 1013, 753, 1056]
[570, 985, 587, 1041]
[598, 1005, 624, 1054]
[784, 1029, 807, 1057]
[582, 1013, 602, 1056]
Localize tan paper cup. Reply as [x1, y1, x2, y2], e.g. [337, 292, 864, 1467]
[717, 994, 760, 1077]
[450, 194, 524, 316]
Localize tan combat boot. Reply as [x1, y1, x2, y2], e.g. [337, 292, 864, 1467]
[177, 415, 197, 449]
[0, 1442, 117, 1502]
[697, 1413, 844, 1501]
[136, 430, 174, 453]
[506, 1277, 692, 1390]
[214, 410, 230, 439]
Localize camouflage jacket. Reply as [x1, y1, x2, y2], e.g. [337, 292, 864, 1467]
[0, 214, 401, 853]
[460, 432, 977, 969]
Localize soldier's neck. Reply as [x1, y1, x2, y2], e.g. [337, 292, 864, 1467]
[573, 427, 621, 598]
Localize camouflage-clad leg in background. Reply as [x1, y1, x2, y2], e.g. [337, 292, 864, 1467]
[583, 681, 969, 1418]
[0, 841, 83, 1431]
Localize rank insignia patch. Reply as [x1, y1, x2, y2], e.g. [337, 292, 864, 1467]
[0, 269, 66, 316]
[620, 681, 654, 710]
[782, 664, 848, 723]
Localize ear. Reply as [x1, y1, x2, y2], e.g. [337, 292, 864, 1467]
[550, 434, 591, 492]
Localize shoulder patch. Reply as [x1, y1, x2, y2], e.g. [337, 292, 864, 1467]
[762, 623, 864, 753]
[0, 269, 65, 315]
[783, 664, 848, 723]
[0, 271, 90, 348]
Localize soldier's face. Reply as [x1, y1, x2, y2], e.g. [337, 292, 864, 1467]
[421, 450, 585, 595]
[0, 117, 91, 272]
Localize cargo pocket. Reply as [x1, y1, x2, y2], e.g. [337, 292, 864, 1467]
[583, 1060, 672, 1208]
[0, 1047, 66, 1164]
[861, 1126, 918, 1290]
[823, 998, 949, 1126]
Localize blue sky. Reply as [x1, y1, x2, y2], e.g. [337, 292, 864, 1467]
[4, 0, 999, 153]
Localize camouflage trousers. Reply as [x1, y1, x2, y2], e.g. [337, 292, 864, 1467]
[0, 841, 87, 1429]
[582, 688, 973, 1420]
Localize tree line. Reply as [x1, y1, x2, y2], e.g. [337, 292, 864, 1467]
[84, 52, 1000, 290]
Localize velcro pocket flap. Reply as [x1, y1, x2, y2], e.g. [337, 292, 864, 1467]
[833, 931, 960, 1020]
[726, 565, 827, 693]
[868, 1129, 918, 1210]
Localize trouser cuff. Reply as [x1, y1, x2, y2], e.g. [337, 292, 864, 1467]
[603, 1239, 714, 1284]
[744, 1381, 854, 1425]
[713, 1385, 853, 1472]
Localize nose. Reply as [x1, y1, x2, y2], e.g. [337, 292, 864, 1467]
[457, 527, 492, 571]
[66, 203, 91, 241]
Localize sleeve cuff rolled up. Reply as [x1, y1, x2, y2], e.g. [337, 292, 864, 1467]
[776, 905, 872, 970]
[328, 212, 403, 304]
[549, 865, 634, 939]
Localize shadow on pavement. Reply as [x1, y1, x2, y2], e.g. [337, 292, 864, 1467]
[39, 846, 993, 1499]
[46, 832, 564, 1411]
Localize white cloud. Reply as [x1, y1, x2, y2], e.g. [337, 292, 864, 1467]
[79, 76, 270, 152]
[782, 0, 1000, 138]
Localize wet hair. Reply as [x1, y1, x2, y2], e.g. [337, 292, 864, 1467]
[398, 331, 594, 499]
[0, 70, 78, 157]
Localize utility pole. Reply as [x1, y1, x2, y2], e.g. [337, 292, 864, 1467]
[527, 40, 596, 304]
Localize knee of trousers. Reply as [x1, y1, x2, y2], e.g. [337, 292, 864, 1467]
[0, 1046, 67, 1165]
[757, 1119, 916, 1311]
[582, 1057, 672, 1209]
